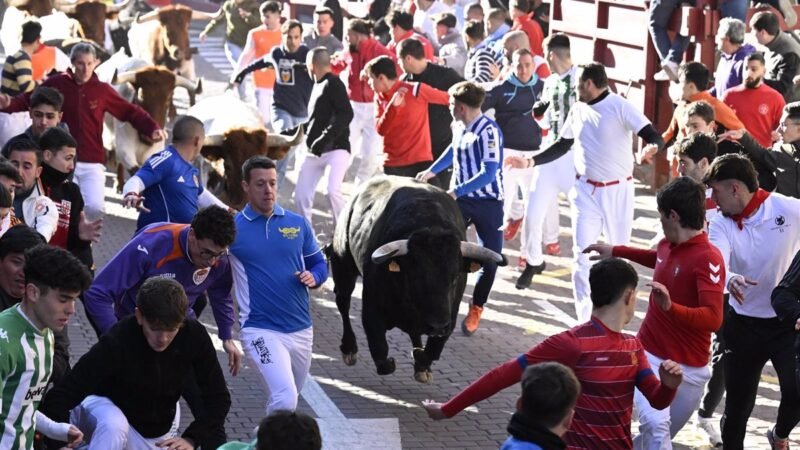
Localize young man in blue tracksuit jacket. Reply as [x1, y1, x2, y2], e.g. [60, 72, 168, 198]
[482, 48, 544, 248]
[230, 155, 327, 416]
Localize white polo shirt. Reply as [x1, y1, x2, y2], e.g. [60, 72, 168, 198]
[708, 193, 800, 318]
[561, 92, 650, 181]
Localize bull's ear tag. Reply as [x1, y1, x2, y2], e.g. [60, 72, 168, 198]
[388, 261, 401, 272]
[469, 262, 481, 273]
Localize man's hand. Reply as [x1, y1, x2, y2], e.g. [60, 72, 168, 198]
[582, 243, 612, 260]
[296, 270, 317, 288]
[658, 359, 683, 389]
[198, 30, 208, 42]
[152, 129, 166, 142]
[795, 317, 800, 331]
[123, 192, 151, 213]
[637, 143, 659, 165]
[503, 155, 530, 169]
[794, 74, 800, 86]
[416, 170, 436, 183]
[156, 436, 194, 450]
[489, 62, 500, 80]
[222, 339, 243, 376]
[717, 129, 745, 142]
[0, 93, 10, 109]
[772, 130, 781, 142]
[648, 281, 672, 311]
[728, 275, 758, 304]
[78, 211, 103, 242]
[65, 425, 84, 448]
[392, 87, 408, 107]
[421, 400, 448, 420]
[238, 7, 251, 18]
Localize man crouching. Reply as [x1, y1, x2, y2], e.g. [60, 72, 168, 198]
[39, 277, 232, 450]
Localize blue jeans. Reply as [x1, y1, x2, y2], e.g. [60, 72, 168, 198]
[648, 0, 692, 64]
[457, 197, 504, 307]
[224, 41, 247, 99]
[272, 108, 307, 190]
[719, 0, 748, 20]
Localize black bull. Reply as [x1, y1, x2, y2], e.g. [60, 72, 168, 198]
[328, 176, 505, 383]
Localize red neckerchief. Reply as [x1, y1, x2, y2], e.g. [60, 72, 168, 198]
[731, 188, 770, 230]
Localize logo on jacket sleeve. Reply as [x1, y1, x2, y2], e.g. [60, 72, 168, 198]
[709, 262, 721, 284]
[279, 226, 300, 239]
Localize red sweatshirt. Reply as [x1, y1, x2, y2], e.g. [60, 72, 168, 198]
[331, 38, 394, 103]
[512, 13, 544, 57]
[441, 319, 676, 450]
[723, 83, 785, 148]
[387, 30, 435, 62]
[2, 70, 159, 165]
[613, 233, 725, 367]
[375, 80, 449, 167]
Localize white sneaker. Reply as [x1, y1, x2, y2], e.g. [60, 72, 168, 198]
[654, 69, 672, 81]
[696, 415, 723, 447]
[661, 60, 680, 82]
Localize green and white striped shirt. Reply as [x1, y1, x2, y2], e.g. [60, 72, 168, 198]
[0, 306, 53, 450]
[540, 65, 578, 145]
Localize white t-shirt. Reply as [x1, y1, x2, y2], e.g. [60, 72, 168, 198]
[413, 1, 452, 46]
[561, 92, 651, 181]
[708, 193, 800, 318]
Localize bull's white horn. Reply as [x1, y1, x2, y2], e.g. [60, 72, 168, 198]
[107, 0, 134, 14]
[203, 134, 225, 147]
[112, 69, 137, 86]
[371, 240, 409, 264]
[136, 9, 160, 23]
[266, 126, 303, 148]
[191, 10, 218, 20]
[460, 242, 505, 265]
[175, 75, 198, 92]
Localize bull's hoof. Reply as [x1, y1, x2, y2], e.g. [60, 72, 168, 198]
[375, 357, 396, 375]
[342, 352, 358, 366]
[414, 369, 433, 384]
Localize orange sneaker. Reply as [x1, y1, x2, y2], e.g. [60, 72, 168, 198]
[503, 218, 523, 241]
[461, 304, 484, 336]
[545, 242, 561, 256]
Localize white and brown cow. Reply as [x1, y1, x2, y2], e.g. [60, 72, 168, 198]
[187, 95, 303, 209]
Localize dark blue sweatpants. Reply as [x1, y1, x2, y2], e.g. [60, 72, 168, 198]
[457, 197, 504, 307]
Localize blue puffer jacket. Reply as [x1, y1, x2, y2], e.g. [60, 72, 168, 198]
[500, 436, 544, 450]
[482, 74, 544, 151]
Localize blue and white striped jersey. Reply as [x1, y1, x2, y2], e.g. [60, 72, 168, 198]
[452, 114, 504, 200]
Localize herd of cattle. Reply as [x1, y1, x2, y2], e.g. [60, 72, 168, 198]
[1, 0, 303, 204]
[0, 0, 515, 383]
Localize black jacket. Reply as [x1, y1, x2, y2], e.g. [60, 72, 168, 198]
[39, 164, 93, 269]
[772, 249, 800, 325]
[764, 32, 800, 102]
[39, 317, 231, 443]
[403, 63, 464, 158]
[739, 132, 800, 198]
[305, 72, 354, 156]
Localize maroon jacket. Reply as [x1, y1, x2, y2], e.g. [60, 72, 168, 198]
[2, 70, 159, 164]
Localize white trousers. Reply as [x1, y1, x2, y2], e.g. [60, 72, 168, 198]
[570, 176, 634, 322]
[294, 149, 350, 226]
[502, 148, 535, 222]
[0, 111, 31, 149]
[73, 162, 107, 221]
[349, 101, 383, 185]
[70, 395, 180, 450]
[522, 151, 575, 265]
[633, 351, 712, 450]
[255, 87, 274, 131]
[240, 326, 313, 415]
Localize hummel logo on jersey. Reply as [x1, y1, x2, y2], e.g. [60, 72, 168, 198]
[0, 328, 8, 342]
[657, 257, 663, 264]
[178, 176, 185, 183]
[137, 245, 149, 255]
[709, 262, 721, 284]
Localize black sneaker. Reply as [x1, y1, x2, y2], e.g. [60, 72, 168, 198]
[515, 262, 546, 289]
